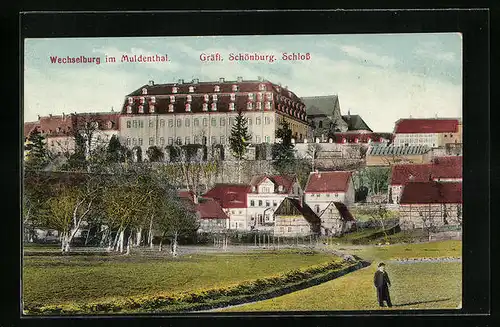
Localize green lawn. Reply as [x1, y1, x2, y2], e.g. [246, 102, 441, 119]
[23, 250, 337, 308]
[220, 240, 462, 311]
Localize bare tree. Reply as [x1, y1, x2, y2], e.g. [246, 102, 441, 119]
[307, 143, 322, 172]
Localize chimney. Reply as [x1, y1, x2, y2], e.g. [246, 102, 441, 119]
[148, 80, 154, 86]
[219, 77, 225, 83]
[237, 76, 243, 82]
[178, 79, 184, 84]
[49, 114, 52, 118]
[192, 78, 199, 84]
[37, 114, 40, 120]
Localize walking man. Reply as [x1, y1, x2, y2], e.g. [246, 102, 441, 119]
[374, 262, 392, 307]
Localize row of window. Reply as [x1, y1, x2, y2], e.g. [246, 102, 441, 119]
[125, 135, 272, 146]
[126, 116, 273, 129]
[141, 83, 268, 96]
[249, 200, 279, 207]
[134, 91, 272, 104]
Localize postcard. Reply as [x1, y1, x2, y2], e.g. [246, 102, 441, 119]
[22, 33, 463, 315]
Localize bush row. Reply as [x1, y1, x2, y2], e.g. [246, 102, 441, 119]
[24, 259, 366, 315]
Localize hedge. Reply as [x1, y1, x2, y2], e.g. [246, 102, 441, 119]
[24, 258, 369, 315]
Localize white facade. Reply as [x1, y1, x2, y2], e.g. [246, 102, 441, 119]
[304, 179, 355, 215]
[119, 111, 277, 155]
[274, 217, 315, 237]
[224, 208, 249, 230]
[247, 178, 302, 230]
[393, 133, 439, 148]
[198, 218, 230, 233]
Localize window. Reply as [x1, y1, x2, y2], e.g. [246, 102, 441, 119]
[203, 118, 208, 126]
[316, 194, 320, 197]
[230, 93, 236, 101]
[168, 137, 173, 145]
[266, 92, 273, 100]
[335, 193, 338, 197]
[273, 201, 277, 207]
[256, 102, 262, 110]
[128, 97, 133, 104]
[126, 105, 132, 113]
[256, 135, 261, 143]
[259, 83, 266, 91]
[214, 85, 220, 92]
[172, 87, 178, 93]
[248, 93, 254, 101]
[132, 138, 137, 146]
[232, 85, 238, 91]
[126, 138, 131, 146]
[229, 117, 234, 125]
[326, 193, 330, 197]
[265, 214, 270, 221]
[185, 103, 191, 112]
[149, 137, 154, 145]
[168, 119, 173, 127]
[168, 104, 174, 112]
[265, 117, 270, 124]
[187, 95, 192, 102]
[280, 227, 284, 232]
[149, 120, 154, 128]
[250, 200, 255, 206]
[212, 94, 218, 101]
[189, 86, 194, 93]
[266, 200, 270, 207]
[138, 138, 143, 146]
[140, 96, 145, 104]
[160, 119, 165, 127]
[194, 118, 199, 126]
[185, 137, 190, 144]
[127, 121, 131, 128]
[185, 118, 190, 127]
[160, 137, 165, 145]
[256, 117, 261, 125]
[229, 103, 235, 111]
[211, 103, 217, 111]
[131, 120, 137, 128]
[176, 137, 182, 145]
[220, 136, 226, 144]
[177, 119, 182, 127]
[315, 205, 320, 213]
[258, 200, 263, 207]
[202, 103, 208, 111]
[220, 117, 225, 126]
[211, 118, 217, 127]
[211, 136, 216, 144]
[194, 136, 199, 144]
[265, 102, 271, 110]
[150, 96, 156, 103]
[265, 136, 270, 143]
[287, 227, 292, 232]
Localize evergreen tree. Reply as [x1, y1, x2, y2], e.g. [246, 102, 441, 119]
[146, 146, 164, 162]
[62, 132, 87, 171]
[272, 118, 296, 174]
[24, 130, 49, 170]
[107, 135, 128, 163]
[229, 109, 252, 183]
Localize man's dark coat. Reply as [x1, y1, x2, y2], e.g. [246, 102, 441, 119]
[374, 270, 392, 306]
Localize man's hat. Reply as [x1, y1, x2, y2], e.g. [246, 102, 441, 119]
[378, 262, 386, 267]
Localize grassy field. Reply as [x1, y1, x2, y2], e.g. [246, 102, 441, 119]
[220, 240, 462, 311]
[23, 250, 338, 308]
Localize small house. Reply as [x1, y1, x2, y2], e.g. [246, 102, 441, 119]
[273, 197, 321, 237]
[318, 201, 356, 236]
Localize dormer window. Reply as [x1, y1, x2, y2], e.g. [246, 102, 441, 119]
[138, 105, 144, 113]
[168, 104, 174, 112]
[252, 186, 256, 192]
[256, 102, 262, 110]
[126, 105, 132, 113]
[211, 103, 217, 111]
[278, 185, 283, 192]
[232, 84, 238, 91]
[172, 87, 178, 93]
[257, 93, 262, 101]
[185, 103, 191, 112]
[128, 97, 133, 104]
[142, 88, 147, 95]
[266, 92, 273, 100]
[149, 105, 155, 113]
[230, 93, 236, 101]
[247, 102, 253, 110]
[187, 95, 192, 102]
[204, 94, 209, 102]
[170, 95, 175, 103]
[214, 85, 220, 92]
[212, 94, 218, 101]
[140, 97, 145, 104]
[248, 93, 254, 101]
[202, 103, 208, 111]
[265, 102, 271, 110]
[259, 83, 266, 91]
[276, 86, 281, 92]
[189, 86, 195, 93]
[107, 121, 113, 129]
[150, 96, 156, 104]
[229, 103, 235, 111]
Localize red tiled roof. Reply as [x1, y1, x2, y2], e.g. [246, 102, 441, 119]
[431, 156, 462, 166]
[249, 175, 295, 194]
[36, 113, 120, 137]
[390, 162, 462, 185]
[178, 190, 195, 202]
[196, 199, 229, 220]
[203, 184, 251, 209]
[332, 132, 392, 144]
[399, 182, 462, 204]
[394, 119, 459, 134]
[304, 171, 352, 193]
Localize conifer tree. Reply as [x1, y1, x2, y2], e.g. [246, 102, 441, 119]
[272, 118, 296, 175]
[24, 130, 49, 170]
[229, 109, 252, 183]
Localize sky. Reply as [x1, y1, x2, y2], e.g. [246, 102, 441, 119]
[24, 33, 462, 132]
